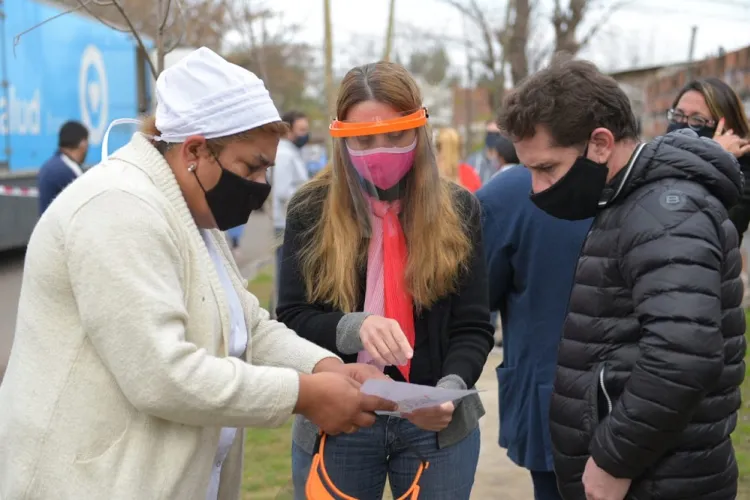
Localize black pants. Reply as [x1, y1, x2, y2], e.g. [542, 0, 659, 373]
[530, 470, 563, 500]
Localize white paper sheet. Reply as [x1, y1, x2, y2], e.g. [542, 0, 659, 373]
[360, 379, 479, 416]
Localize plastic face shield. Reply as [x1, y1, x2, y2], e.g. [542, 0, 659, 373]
[305, 432, 429, 499]
[329, 108, 440, 232]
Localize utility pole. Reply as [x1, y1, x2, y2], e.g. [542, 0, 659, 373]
[686, 25, 697, 80]
[687, 26, 698, 62]
[156, 0, 167, 75]
[383, 0, 396, 61]
[323, 0, 335, 116]
[462, 13, 473, 155]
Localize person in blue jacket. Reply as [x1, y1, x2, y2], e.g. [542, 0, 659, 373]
[477, 164, 591, 500]
[37, 121, 89, 215]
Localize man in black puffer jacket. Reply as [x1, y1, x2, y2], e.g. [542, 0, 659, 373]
[499, 57, 746, 500]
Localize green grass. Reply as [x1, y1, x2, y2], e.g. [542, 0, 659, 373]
[247, 266, 275, 311]
[242, 419, 295, 499]
[242, 266, 295, 499]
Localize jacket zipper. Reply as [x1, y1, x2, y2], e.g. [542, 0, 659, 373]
[599, 366, 613, 415]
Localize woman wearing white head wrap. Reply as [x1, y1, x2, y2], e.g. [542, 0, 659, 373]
[0, 47, 394, 500]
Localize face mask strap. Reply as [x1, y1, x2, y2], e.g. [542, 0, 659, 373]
[101, 118, 144, 163]
[190, 144, 234, 195]
[187, 163, 209, 195]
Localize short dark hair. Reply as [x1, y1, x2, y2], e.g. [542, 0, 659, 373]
[282, 110, 307, 128]
[495, 134, 519, 164]
[59, 121, 89, 149]
[498, 58, 638, 148]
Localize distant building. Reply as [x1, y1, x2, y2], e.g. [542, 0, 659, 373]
[608, 63, 689, 139]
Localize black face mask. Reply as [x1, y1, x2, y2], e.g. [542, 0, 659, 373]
[530, 153, 609, 221]
[666, 121, 716, 138]
[192, 161, 271, 231]
[293, 134, 310, 149]
[485, 131, 501, 149]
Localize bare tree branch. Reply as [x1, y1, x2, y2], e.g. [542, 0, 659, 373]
[159, 0, 173, 31]
[14, 0, 158, 79]
[13, 0, 96, 54]
[76, 0, 131, 32]
[506, 0, 531, 85]
[552, 0, 624, 55]
[164, 0, 187, 53]
[576, 0, 627, 50]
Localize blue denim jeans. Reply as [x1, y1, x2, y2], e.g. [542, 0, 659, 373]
[291, 415, 480, 500]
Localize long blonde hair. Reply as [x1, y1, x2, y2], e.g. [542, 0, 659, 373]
[436, 127, 462, 182]
[290, 62, 473, 313]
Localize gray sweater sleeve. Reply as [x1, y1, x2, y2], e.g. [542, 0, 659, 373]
[335, 312, 370, 354]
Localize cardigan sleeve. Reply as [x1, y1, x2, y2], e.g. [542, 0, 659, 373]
[246, 291, 340, 374]
[66, 188, 306, 428]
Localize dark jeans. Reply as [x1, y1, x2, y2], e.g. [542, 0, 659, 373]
[291, 415, 480, 500]
[530, 470, 563, 500]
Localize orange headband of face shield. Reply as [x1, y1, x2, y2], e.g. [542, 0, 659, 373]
[305, 432, 429, 499]
[329, 108, 428, 138]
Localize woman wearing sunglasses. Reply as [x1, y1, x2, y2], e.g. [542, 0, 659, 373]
[277, 61, 495, 500]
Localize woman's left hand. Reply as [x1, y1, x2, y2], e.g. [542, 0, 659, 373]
[403, 402, 455, 431]
[713, 118, 750, 158]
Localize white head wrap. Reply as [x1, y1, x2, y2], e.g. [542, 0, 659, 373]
[100, 47, 281, 161]
[154, 47, 281, 142]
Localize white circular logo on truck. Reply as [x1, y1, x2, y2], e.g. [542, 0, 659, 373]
[79, 45, 109, 145]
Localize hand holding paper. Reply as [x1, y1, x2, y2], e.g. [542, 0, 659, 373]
[360, 379, 478, 416]
[403, 401, 455, 432]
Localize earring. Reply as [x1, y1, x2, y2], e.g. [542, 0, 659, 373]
[188, 164, 196, 172]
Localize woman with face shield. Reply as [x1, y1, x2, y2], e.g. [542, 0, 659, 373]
[276, 61, 495, 500]
[0, 47, 396, 500]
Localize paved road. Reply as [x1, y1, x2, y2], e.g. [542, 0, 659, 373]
[471, 350, 533, 499]
[0, 210, 277, 384]
[0, 248, 24, 382]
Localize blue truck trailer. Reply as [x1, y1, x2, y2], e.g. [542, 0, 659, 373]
[0, 0, 151, 250]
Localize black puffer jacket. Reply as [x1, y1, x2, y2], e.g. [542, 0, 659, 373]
[550, 130, 747, 500]
[728, 154, 750, 241]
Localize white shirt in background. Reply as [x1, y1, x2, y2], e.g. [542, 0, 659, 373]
[272, 138, 309, 230]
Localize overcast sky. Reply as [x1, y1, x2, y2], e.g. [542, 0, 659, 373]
[246, 0, 750, 79]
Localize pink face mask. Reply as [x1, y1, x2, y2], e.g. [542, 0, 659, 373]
[347, 139, 417, 190]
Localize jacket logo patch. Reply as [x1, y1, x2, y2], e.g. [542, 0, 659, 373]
[660, 190, 686, 211]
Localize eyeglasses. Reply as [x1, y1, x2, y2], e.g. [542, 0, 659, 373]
[305, 432, 430, 499]
[667, 109, 715, 129]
